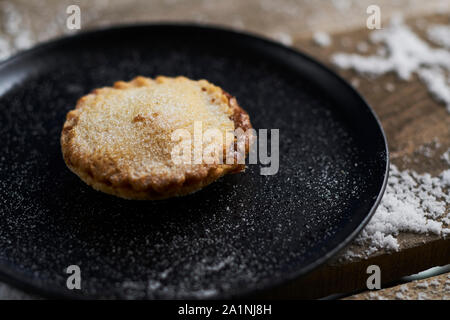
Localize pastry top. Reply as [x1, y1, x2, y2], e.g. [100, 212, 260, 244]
[61, 76, 252, 199]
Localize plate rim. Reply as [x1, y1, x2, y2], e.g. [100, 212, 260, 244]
[0, 23, 390, 299]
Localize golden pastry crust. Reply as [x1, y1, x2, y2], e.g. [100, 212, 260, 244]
[61, 76, 253, 200]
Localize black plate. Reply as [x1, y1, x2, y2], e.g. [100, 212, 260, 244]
[0, 24, 388, 299]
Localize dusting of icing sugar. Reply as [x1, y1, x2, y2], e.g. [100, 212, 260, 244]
[417, 292, 429, 300]
[0, 2, 34, 60]
[346, 162, 450, 258]
[429, 279, 440, 287]
[270, 31, 293, 46]
[385, 82, 395, 92]
[442, 148, 450, 165]
[441, 169, 450, 187]
[395, 292, 405, 299]
[415, 281, 429, 289]
[400, 284, 408, 292]
[0, 37, 11, 60]
[313, 31, 332, 47]
[416, 67, 450, 111]
[332, 16, 450, 112]
[427, 24, 450, 49]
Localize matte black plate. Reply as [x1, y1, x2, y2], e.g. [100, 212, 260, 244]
[0, 25, 388, 299]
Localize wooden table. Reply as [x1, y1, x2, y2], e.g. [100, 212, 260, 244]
[0, 0, 449, 299]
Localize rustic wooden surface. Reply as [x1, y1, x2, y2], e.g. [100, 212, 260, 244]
[0, 0, 449, 299]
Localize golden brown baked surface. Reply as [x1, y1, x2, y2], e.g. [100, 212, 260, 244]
[60, 76, 252, 200]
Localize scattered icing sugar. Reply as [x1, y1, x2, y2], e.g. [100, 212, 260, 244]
[368, 291, 387, 300]
[429, 279, 440, 287]
[417, 67, 450, 111]
[350, 78, 360, 88]
[12, 29, 32, 50]
[415, 138, 441, 158]
[0, 37, 11, 60]
[442, 149, 450, 165]
[332, 17, 450, 112]
[441, 169, 450, 187]
[1, 2, 23, 35]
[417, 292, 429, 300]
[427, 24, 450, 49]
[0, 2, 35, 61]
[385, 82, 395, 92]
[270, 31, 293, 46]
[348, 163, 450, 257]
[395, 292, 404, 299]
[313, 31, 332, 47]
[415, 281, 429, 289]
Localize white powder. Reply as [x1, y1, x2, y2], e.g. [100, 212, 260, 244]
[418, 144, 435, 158]
[147, 279, 161, 290]
[332, 17, 450, 112]
[350, 78, 360, 88]
[271, 31, 293, 46]
[1, 2, 23, 35]
[204, 256, 234, 271]
[385, 82, 395, 92]
[441, 169, 450, 187]
[313, 31, 332, 47]
[0, 37, 11, 60]
[395, 292, 405, 299]
[417, 67, 450, 111]
[415, 281, 429, 289]
[442, 149, 450, 165]
[0, 2, 36, 61]
[429, 279, 440, 287]
[417, 292, 429, 300]
[427, 24, 450, 49]
[349, 163, 450, 257]
[368, 291, 383, 299]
